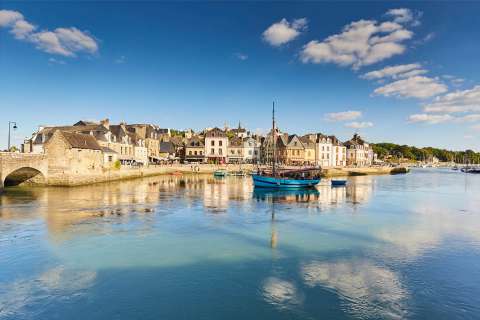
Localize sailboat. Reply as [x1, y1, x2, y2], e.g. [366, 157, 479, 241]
[252, 102, 321, 189]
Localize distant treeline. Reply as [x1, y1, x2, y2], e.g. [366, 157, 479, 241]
[372, 143, 480, 163]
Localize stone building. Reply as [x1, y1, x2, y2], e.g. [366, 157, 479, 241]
[44, 130, 104, 181]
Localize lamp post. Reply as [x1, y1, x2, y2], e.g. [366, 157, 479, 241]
[8, 121, 17, 151]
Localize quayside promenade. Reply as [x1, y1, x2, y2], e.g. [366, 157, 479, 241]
[0, 152, 406, 191]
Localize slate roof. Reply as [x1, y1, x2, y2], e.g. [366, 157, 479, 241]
[205, 127, 227, 138]
[59, 131, 102, 150]
[160, 141, 176, 153]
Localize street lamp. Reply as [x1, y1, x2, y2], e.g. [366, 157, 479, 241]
[8, 121, 17, 151]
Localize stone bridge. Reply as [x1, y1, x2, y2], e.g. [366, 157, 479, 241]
[0, 152, 48, 191]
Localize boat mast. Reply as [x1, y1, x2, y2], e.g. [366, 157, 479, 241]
[272, 101, 276, 176]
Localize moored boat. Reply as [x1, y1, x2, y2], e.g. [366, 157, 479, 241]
[252, 102, 321, 189]
[331, 179, 347, 186]
[213, 169, 228, 177]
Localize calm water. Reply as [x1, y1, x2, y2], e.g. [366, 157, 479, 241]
[1, 169, 479, 320]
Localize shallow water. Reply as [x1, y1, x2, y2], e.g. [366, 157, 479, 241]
[1, 169, 479, 320]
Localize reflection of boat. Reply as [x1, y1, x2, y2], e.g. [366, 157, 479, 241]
[462, 167, 480, 174]
[252, 102, 321, 189]
[230, 171, 246, 177]
[213, 169, 228, 177]
[253, 188, 320, 202]
[331, 179, 347, 186]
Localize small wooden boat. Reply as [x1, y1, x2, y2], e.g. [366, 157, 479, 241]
[331, 179, 347, 186]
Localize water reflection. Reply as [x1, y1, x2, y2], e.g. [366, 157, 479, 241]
[1, 171, 479, 319]
[301, 259, 407, 319]
[0, 175, 376, 241]
[0, 266, 96, 318]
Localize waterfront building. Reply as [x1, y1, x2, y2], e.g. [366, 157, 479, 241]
[242, 136, 260, 163]
[107, 124, 135, 164]
[205, 128, 228, 164]
[44, 130, 105, 179]
[126, 124, 161, 163]
[227, 137, 243, 163]
[159, 141, 177, 160]
[184, 136, 205, 163]
[300, 136, 317, 166]
[284, 134, 305, 165]
[329, 135, 347, 167]
[127, 132, 148, 165]
[315, 134, 333, 167]
[344, 133, 373, 167]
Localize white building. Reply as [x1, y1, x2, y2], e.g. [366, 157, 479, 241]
[344, 134, 373, 167]
[242, 137, 260, 163]
[329, 136, 347, 167]
[205, 127, 228, 164]
[316, 134, 333, 167]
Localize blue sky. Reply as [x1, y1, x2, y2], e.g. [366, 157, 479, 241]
[1, 2, 480, 150]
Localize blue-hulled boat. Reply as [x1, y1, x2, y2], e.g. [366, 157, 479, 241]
[331, 179, 347, 186]
[252, 173, 320, 189]
[252, 102, 321, 189]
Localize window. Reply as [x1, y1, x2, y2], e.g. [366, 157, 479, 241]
[219, 148, 222, 155]
[231, 150, 235, 154]
[200, 151, 203, 155]
[211, 148, 215, 154]
[194, 151, 197, 155]
[249, 150, 252, 155]
[219, 140, 223, 146]
[211, 140, 215, 146]
[237, 150, 241, 155]
[189, 151, 192, 155]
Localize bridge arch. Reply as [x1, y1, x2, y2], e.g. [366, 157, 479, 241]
[3, 166, 47, 187]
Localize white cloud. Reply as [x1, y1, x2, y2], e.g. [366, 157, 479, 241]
[262, 18, 307, 46]
[408, 113, 480, 124]
[325, 110, 362, 121]
[408, 114, 453, 124]
[0, 10, 98, 57]
[234, 52, 248, 61]
[386, 8, 422, 26]
[345, 121, 373, 129]
[11, 19, 36, 39]
[373, 76, 448, 99]
[361, 63, 424, 80]
[300, 15, 414, 69]
[0, 9, 23, 26]
[423, 85, 480, 113]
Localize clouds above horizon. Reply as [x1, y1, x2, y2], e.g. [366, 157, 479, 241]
[345, 121, 374, 129]
[300, 9, 417, 69]
[0, 9, 98, 57]
[361, 63, 427, 80]
[422, 86, 480, 113]
[263, 18, 307, 46]
[373, 76, 448, 99]
[324, 110, 362, 121]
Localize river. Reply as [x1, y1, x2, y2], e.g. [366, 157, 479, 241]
[1, 169, 479, 319]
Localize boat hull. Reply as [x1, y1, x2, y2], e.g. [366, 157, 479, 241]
[252, 174, 320, 189]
